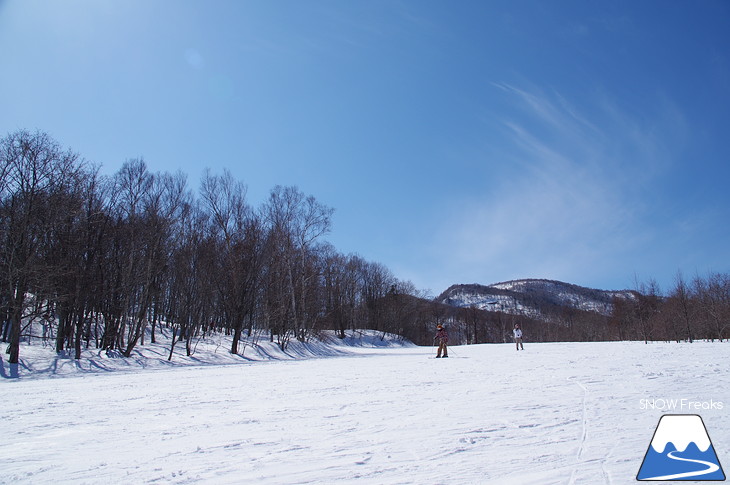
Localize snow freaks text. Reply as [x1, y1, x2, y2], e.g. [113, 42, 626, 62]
[639, 399, 724, 411]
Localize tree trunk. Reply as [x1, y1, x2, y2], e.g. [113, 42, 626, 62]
[8, 283, 26, 364]
[231, 321, 243, 354]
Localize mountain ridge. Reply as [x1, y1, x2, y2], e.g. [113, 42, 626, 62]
[435, 278, 637, 320]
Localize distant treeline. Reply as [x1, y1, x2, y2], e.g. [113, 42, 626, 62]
[437, 273, 729, 346]
[2, 130, 727, 365]
[609, 274, 730, 343]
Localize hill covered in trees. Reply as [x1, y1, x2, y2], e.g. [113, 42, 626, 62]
[437, 279, 637, 318]
[436, 277, 730, 343]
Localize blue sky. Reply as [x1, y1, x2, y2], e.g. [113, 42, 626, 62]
[1, 0, 729, 294]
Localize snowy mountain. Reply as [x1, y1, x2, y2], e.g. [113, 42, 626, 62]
[435, 279, 637, 320]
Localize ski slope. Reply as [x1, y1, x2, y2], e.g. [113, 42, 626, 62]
[1, 339, 728, 484]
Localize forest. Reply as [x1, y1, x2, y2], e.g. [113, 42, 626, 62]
[0, 130, 435, 364]
[2, 130, 728, 366]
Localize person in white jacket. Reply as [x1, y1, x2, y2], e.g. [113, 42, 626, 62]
[513, 323, 524, 351]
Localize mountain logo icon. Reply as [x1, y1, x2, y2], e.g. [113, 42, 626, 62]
[637, 414, 725, 481]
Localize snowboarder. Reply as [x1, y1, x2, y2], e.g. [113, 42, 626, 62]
[434, 324, 449, 358]
[513, 323, 524, 351]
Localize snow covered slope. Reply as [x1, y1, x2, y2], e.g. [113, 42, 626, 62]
[0, 328, 412, 379]
[436, 279, 637, 319]
[1, 340, 727, 484]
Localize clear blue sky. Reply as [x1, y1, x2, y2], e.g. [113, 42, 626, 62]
[2, 0, 729, 294]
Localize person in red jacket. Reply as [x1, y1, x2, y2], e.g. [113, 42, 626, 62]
[434, 324, 449, 358]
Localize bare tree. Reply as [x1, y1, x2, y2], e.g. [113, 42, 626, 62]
[200, 170, 263, 355]
[0, 130, 84, 364]
[669, 272, 695, 343]
[695, 272, 730, 341]
[262, 186, 333, 349]
[165, 197, 215, 359]
[122, 170, 188, 357]
[49, 165, 107, 359]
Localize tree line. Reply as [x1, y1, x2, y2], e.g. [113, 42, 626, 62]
[439, 273, 730, 345]
[1, 129, 441, 364]
[609, 273, 730, 343]
[3, 130, 727, 366]
[456, 273, 730, 345]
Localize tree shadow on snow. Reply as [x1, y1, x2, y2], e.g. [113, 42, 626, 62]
[0, 355, 25, 379]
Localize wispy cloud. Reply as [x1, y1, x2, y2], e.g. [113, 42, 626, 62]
[433, 83, 687, 288]
[492, 82, 602, 140]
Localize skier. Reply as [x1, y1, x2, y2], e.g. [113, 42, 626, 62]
[434, 324, 449, 358]
[513, 323, 524, 351]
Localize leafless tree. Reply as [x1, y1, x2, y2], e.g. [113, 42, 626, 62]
[0, 130, 85, 364]
[262, 185, 333, 349]
[200, 170, 263, 355]
[668, 272, 695, 343]
[694, 272, 730, 341]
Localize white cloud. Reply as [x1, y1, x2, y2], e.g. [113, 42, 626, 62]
[432, 84, 684, 288]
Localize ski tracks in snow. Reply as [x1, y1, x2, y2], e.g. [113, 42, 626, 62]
[567, 376, 613, 485]
[2, 341, 728, 484]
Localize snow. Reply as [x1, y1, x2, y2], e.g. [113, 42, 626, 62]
[1, 336, 728, 484]
[0, 328, 412, 379]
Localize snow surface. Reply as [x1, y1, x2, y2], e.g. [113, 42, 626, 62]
[1, 336, 728, 484]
